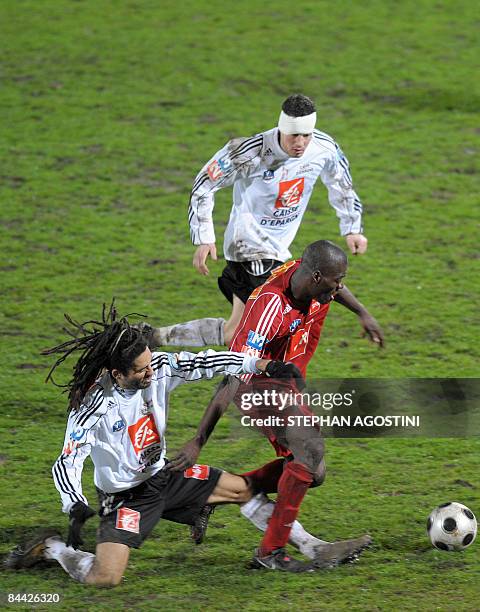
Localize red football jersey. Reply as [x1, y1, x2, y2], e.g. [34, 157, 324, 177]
[229, 260, 330, 378]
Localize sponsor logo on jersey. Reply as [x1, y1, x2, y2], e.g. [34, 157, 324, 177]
[69, 427, 86, 441]
[116, 507, 140, 533]
[63, 426, 87, 454]
[264, 147, 273, 157]
[63, 440, 77, 455]
[113, 419, 126, 432]
[289, 318, 302, 333]
[138, 445, 163, 469]
[273, 205, 299, 218]
[263, 169, 274, 182]
[184, 464, 210, 480]
[207, 155, 231, 181]
[218, 155, 232, 171]
[275, 178, 305, 209]
[260, 213, 300, 227]
[246, 330, 267, 350]
[128, 415, 161, 455]
[285, 321, 313, 361]
[207, 160, 223, 181]
[309, 300, 321, 315]
[283, 305, 292, 315]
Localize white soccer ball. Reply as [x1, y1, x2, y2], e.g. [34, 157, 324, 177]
[427, 502, 477, 551]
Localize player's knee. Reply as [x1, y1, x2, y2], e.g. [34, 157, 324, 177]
[87, 560, 126, 588]
[292, 437, 324, 474]
[310, 461, 326, 488]
[229, 478, 253, 503]
[91, 571, 123, 587]
[236, 483, 253, 503]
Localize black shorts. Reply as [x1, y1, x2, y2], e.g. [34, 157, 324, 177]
[96, 464, 222, 548]
[218, 259, 283, 304]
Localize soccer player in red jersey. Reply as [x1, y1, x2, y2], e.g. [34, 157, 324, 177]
[169, 240, 383, 571]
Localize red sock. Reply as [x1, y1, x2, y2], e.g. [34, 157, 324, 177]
[241, 458, 285, 494]
[258, 461, 313, 556]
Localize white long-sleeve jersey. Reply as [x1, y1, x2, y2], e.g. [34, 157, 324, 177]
[52, 350, 259, 513]
[188, 127, 364, 262]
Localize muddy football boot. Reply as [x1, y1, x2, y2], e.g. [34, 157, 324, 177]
[4, 529, 62, 569]
[313, 535, 372, 569]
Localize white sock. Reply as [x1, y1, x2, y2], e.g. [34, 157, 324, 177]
[45, 538, 95, 583]
[240, 493, 329, 559]
[154, 318, 225, 347]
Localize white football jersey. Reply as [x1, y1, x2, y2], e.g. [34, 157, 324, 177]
[188, 127, 364, 262]
[52, 350, 258, 513]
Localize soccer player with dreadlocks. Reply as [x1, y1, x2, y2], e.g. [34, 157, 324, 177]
[5, 302, 309, 585]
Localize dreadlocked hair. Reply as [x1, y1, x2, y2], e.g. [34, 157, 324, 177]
[42, 300, 148, 411]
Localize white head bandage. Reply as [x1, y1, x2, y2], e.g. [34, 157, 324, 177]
[278, 110, 316, 135]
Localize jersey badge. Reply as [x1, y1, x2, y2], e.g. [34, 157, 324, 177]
[141, 399, 154, 415]
[263, 169, 274, 182]
[116, 507, 140, 533]
[207, 160, 222, 181]
[207, 155, 231, 181]
[113, 419, 126, 432]
[275, 178, 305, 209]
[62, 440, 77, 455]
[69, 427, 86, 441]
[246, 330, 267, 350]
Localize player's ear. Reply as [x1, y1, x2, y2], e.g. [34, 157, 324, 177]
[111, 368, 121, 382]
[312, 270, 322, 284]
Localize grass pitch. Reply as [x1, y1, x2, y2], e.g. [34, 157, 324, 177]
[1, 1, 479, 610]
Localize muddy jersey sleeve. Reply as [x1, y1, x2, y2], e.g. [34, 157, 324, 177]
[320, 142, 363, 236]
[52, 392, 104, 513]
[152, 349, 260, 394]
[188, 134, 264, 245]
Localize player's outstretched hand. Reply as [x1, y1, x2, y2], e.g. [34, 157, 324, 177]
[265, 361, 306, 389]
[359, 313, 385, 348]
[193, 244, 217, 275]
[67, 502, 96, 549]
[345, 233, 368, 255]
[168, 438, 201, 472]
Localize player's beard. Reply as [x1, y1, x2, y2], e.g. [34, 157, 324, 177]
[124, 377, 152, 391]
[137, 378, 152, 389]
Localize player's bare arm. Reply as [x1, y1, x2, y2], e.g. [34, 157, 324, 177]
[168, 359, 304, 472]
[334, 286, 384, 347]
[168, 376, 238, 472]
